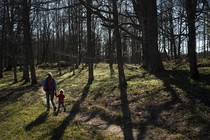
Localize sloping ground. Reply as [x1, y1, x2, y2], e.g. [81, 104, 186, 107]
[0, 61, 210, 139]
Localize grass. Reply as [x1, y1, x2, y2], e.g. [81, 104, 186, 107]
[0, 60, 210, 139]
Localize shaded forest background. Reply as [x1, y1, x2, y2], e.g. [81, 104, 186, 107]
[1, 0, 210, 139]
[0, 0, 210, 83]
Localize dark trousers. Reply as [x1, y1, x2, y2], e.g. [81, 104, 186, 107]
[46, 90, 56, 110]
[58, 102, 66, 111]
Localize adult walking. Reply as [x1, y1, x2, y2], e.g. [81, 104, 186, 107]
[42, 72, 57, 111]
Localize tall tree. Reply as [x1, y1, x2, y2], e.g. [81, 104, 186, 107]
[5, 1, 18, 83]
[168, 0, 177, 59]
[0, 2, 6, 78]
[186, 0, 199, 79]
[136, 0, 164, 73]
[87, 0, 94, 84]
[112, 1, 134, 140]
[108, 4, 114, 74]
[0, 37, 2, 78]
[22, 0, 37, 84]
[112, 1, 126, 88]
[5, 1, 13, 71]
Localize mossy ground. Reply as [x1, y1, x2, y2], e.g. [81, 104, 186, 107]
[1, 59, 210, 140]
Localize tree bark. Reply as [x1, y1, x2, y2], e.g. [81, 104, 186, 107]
[133, 0, 164, 73]
[143, 0, 165, 73]
[0, 2, 6, 78]
[108, 19, 114, 74]
[203, 14, 206, 57]
[87, 0, 94, 84]
[0, 39, 3, 78]
[22, 0, 37, 84]
[107, 3, 114, 73]
[186, 0, 199, 80]
[112, 1, 127, 88]
[137, 0, 150, 68]
[0, 42, 3, 78]
[169, 0, 177, 59]
[7, 2, 18, 82]
[5, 2, 12, 71]
[177, 9, 184, 58]
[112, 1, 134, 140]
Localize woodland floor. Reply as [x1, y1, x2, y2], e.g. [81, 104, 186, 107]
[1, 58, 210, 140]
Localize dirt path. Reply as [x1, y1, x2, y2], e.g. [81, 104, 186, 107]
[75, 114, 124, 139]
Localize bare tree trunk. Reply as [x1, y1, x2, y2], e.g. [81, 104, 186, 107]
[133, 0, 164, 72]
[13, 50, 18, 83]
[22, 47, 30, 82]
[143, 0, 164, 73]
[112, 1, 126, 88]
[169, 0, 177, 59]
[87, 0, 94, 84]
[186, 0, 199, 80]
[112, 1, 134, 140]
[137, 0, 150, 68]
[4, 2, 12, 71]
[79, 16, 83, 66]
[7, 2, 18, 83]
[108, 20, 114, 74]
[22, 0, 37, 84]
[0, 2, 6, 78]
[0, 42, 3, 78]
[0, 38, 3, 78]
[177, 10, 184, 58]
[203, 14, 206, 57]
[107, 2, 115, 73]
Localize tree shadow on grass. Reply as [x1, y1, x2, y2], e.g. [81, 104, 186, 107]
[0, 84, 39, 104]
[137, 72, 183, 139]
[137, 70, 210, 139]
[164, 70, 210, 138]
[50, 83, 90, 139]
[25, 111, 49, 131]
[160, 70, 210, 107]
[119, 85, 135, 140]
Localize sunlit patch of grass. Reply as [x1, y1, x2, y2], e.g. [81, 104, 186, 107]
[128, 79, 164, 95]
[197, 57, 210, 66]
[94, 63, 118, 82]
[199, 67, 210, 74]
[1, 60, 210, 139]
[0, 88, 42, 139]
[63, 120, 116, 140]
[163, 59, 189, 70]
[90, 80, 118, 98]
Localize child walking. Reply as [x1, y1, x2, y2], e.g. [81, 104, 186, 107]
[55, 89, 66, 112]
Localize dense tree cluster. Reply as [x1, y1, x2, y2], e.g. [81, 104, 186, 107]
[0, 0, 209, 83]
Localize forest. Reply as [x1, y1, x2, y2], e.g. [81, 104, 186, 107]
[0, 0, 210, 140]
